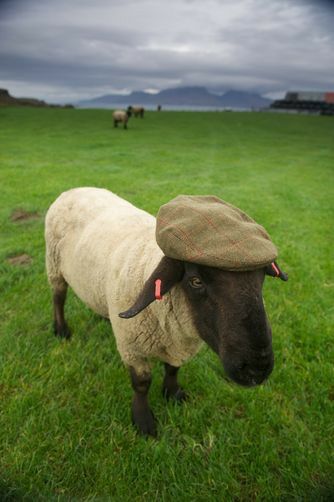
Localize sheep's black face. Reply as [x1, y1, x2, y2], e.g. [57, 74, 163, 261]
[181, 263, 274, 387]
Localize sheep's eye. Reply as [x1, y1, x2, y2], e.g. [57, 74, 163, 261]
[189, 277, 203, 289]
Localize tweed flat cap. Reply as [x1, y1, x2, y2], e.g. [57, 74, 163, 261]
[156, 195, 278, 271]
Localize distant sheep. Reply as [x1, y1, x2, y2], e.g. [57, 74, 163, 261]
[113, 109, 131, 129]
[45, 188, 287, 437]
[128, 105, 144, 118]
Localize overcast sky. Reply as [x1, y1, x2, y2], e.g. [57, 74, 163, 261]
[0, 0, 333, 103]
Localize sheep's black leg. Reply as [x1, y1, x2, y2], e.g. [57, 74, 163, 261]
[130, 367, 156, 437]
[114, 120, 118, 128]
[162, 362, 187, 402]
[53, 285, 71, 339]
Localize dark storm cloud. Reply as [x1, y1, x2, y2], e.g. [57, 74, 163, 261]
[0, 0, 333, 102]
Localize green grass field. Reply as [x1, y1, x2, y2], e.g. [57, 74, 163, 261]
[0, 107, 333, 501]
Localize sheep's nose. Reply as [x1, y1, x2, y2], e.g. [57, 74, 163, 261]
[222, 350, 274, 387]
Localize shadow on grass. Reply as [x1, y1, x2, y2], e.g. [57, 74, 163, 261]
[0, 480, 36, 502]
[306, 474, 334, 502]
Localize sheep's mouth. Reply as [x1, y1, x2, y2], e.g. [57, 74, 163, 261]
[226, 371, 270, 388]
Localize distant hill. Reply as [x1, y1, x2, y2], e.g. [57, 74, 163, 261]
[0, 88, 74, 108]
[77, 86, 272, 109]
[218, 90, 272, 109]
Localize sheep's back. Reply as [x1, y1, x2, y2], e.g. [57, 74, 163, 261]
[45, 187, 156, 317]
[113, 110, 127, 121]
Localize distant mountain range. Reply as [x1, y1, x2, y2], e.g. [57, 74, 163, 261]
[77, 86, 272, 109]
[0, 86, 272, 110]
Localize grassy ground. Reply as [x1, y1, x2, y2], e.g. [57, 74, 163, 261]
[0, 107, 333, 501]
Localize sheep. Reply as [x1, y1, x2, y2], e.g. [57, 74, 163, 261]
[112, 109, 131, 129]
[45, 188, 287, 437]
[128, 105, 145, 118]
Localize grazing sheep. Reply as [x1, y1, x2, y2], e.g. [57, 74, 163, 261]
[45, 188, 288, 437]
[113, 109, 131, 129]
[128, 105, 145, 118]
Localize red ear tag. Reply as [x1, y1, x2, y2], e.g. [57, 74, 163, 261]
[271, 262, 280, 277]
[155, 279, 162, 300]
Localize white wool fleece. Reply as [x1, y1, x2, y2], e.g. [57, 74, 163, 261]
[45, 188, 203, 376]
[112, 110, 128, 122]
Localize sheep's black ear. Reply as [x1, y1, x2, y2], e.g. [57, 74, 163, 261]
[265, 261, 288, 281]
[119, 257, 184, 319]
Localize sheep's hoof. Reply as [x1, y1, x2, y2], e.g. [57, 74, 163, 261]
[53, 321, 72, 340]
[163, 386, 187, 403]
[131, 408, 157, 438]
